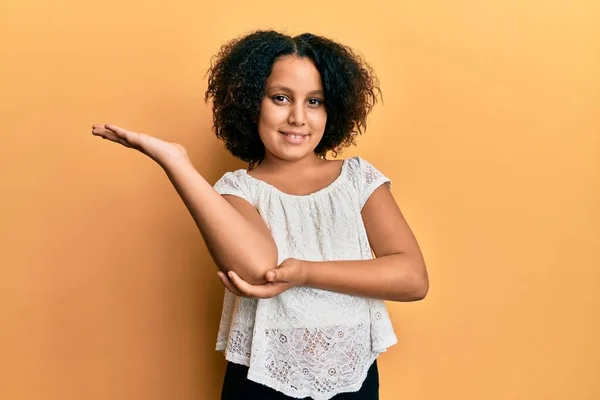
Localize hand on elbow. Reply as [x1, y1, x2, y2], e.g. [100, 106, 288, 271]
[242, 267, 272, 285]
[227, 256, 277, 285]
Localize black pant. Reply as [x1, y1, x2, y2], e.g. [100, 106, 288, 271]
[221, 361, 379, 400]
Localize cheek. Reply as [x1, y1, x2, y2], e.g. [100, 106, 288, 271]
[258, 101, 287, 129]
[309, 109, 328, 132]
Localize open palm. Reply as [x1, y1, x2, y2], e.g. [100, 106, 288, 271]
[92, 124, 188, 163]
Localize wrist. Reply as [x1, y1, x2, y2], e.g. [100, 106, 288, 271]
[139, 136, 190, 169]
[156, 152, 192, 171]
[298, 259, 312, 286]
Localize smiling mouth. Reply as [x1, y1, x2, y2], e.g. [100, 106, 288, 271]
[280, 131, 309, 144]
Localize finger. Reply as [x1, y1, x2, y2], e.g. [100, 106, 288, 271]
[230, 272, 290, 299]
[106, 124, 141, 146]
[227, 271, 256, 297]
[92, 124, 142, 148]
[261, 281, 290, 298]
[217, 272, 243, 297]
[104, 124, 131, 138]
[91, 124, 115, 139]
[91, 124, 126, 145]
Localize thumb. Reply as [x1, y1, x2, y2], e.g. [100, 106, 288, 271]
[266, 268, 287, 282]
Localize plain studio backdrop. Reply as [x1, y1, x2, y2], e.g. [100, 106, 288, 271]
[1, 0, 598, 399]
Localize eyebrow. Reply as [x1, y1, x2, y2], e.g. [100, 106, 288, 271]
[267, 85, 324, 96]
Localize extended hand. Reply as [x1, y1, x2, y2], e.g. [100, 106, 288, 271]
[217, 258, 306, 299]
[92, 124, 188, 164]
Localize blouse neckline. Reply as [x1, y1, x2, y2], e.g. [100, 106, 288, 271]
[241, 158, 351, 199]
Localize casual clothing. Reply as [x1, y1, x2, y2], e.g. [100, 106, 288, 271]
[213, 157, 397, 400]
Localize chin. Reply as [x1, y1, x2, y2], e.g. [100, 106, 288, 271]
[261, 132, 324, 162]
[276, 151, 312, 162]
[270, 146, 317, 162]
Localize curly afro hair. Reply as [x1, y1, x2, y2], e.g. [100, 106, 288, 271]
[204, 30, 381, 169]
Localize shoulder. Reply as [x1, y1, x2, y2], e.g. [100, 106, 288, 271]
[214, 168, 248, 188]
[214, 168, 257, 204]
[343, 156, 391, 208]
[343, 156, 388, 181]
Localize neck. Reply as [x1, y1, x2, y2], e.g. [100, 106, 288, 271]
[258, 152, 323, 173]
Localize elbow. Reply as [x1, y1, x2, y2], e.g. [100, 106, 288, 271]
[391, 269, 429, 302]
[233, 246, 279, 285]
[410, 277, 429, 301]
[221, 260, 272, 285]
[407, 261, 429, 301]
[245, 263, 275, 285]
[413, 269, 430, 301]
[396, 281, 428, 302]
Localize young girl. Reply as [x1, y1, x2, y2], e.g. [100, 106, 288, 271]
[92, 30, 428, 400]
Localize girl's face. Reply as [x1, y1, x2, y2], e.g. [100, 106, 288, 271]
[257, 55, 327, 164]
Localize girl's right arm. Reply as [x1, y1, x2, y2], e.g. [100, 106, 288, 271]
[92, 124, 278, 284]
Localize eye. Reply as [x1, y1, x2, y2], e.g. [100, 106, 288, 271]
[272, 95, 289, 104]
[307, 98, 323, 108]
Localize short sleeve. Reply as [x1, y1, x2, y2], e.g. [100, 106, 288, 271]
[213, 170, 255, 205]
[352, 157, 391, 209]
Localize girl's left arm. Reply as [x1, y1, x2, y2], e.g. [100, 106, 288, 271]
[296, 184, 428, 302]
[222, 184, 429, 302]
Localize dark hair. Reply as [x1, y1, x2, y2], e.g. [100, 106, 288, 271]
[204, 30, 381, 169]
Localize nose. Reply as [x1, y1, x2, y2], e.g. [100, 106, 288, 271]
[287, 102, 306, 126]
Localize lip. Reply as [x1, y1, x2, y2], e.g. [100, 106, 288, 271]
[280, 130, 309, 145]
[280, 131, 309, 136]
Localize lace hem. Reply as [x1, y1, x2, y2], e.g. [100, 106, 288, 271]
[219, 324, 397, 400]
[231, 352, 381, 400]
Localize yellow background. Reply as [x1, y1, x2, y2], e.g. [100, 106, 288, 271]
[1, 0, 598, 399]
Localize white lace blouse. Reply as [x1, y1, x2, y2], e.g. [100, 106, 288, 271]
[213, 156, 398, 399]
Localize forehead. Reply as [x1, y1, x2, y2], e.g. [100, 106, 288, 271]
[266, 55, 323, 90]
